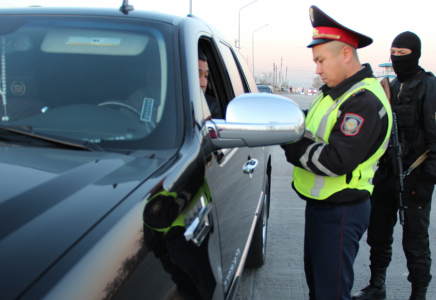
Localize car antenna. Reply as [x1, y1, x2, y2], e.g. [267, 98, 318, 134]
[119, 0, 134, 15]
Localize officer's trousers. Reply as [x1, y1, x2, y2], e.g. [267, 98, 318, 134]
[304, 200, 370, 300]
[367, 176, 432, 286]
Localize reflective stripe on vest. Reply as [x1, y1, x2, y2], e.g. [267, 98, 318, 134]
[293, 77, 392, 200]
[313, 82, 366, 142]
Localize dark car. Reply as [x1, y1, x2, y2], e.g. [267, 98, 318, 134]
[0, 5, 304, 300]
[257, 85, 274, 94]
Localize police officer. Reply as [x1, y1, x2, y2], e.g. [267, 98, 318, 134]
[281, 6, 392, 300]
[353, 32, 436, 300]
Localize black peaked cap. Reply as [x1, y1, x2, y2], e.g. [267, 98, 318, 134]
[308, 5, 373, 49]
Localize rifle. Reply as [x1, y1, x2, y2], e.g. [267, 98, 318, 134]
[391, 112, 405, 225]
[380, 77, 405, 225]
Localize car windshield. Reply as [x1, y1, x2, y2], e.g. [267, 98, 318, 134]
[0, 16, 180, 152]
[258, 86, 270, 93]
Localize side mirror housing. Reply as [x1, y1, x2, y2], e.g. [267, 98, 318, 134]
[205, 93, 305, 149]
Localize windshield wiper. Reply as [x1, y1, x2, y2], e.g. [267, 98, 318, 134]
[0, 125, 104, 152]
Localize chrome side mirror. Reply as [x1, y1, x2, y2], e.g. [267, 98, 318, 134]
[205, 93, 305, 149]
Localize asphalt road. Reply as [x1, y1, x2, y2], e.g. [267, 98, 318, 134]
[235, 93, 436, 300]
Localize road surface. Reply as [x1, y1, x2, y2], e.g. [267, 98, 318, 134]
[235, 93, 436, 300]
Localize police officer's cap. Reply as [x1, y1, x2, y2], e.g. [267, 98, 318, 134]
[308, 6, 373, 49]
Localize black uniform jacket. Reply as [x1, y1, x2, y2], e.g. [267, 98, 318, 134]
[377, 70, 436, 201]
[282, 64, 389, 205]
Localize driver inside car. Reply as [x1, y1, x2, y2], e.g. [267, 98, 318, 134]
[198, 51, 222, 119]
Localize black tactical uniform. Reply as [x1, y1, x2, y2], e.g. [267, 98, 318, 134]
[353, 31, 436, 300]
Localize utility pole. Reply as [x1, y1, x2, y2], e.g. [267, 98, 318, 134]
[238, 0, 257, 49]
[275, 65, 277, 88]
[273, 63, 275, 87]
[252, 23, 268, 77]
[276, 65, 278, 89]
[274, 64, 276, 88]
[286, 66, 288, 87]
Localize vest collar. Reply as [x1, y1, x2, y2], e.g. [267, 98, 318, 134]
[321, 63, 374, 100]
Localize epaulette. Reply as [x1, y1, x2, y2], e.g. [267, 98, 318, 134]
[352, 88, 365, 97]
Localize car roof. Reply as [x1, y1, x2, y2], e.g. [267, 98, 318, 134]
[0, 6, 233, 47]
[0, 6, 181, 25]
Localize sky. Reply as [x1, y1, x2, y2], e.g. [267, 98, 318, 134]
[1, 0, 435, 88]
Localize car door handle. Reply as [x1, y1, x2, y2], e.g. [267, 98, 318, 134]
[243, 158, 258, 174]
[184, 197, 213, 246]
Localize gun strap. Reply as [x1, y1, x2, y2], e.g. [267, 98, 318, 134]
[380, 77, 392, 106]
[404, 149, 430, 176]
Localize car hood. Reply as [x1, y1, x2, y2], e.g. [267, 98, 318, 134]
[0, 146, 174, 300]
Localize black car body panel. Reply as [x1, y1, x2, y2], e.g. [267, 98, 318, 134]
[1, 147, 175, 300]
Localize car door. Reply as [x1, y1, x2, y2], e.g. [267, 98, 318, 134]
[199, 37, 266, 295]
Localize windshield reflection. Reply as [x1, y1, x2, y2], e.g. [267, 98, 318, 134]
[0, 16, 180, 152]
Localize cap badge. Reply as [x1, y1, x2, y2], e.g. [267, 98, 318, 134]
[310, 7, 314, 23]
[312, 28, 341, 40]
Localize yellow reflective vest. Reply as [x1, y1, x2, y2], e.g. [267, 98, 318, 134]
[293, 77, 392, 200]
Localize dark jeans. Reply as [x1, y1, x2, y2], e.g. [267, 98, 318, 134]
[368, 175, 432, 286]
[304, 200, 371, 300]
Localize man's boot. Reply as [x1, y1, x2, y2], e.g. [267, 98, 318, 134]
[352, 267, 386, 300]
[408, 284, 428, 300]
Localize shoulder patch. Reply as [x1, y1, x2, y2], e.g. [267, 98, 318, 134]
[341, 113, 365, 136]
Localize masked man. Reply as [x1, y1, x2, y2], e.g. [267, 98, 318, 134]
[281, 6, 392, 300]
[353, 32, 436, 300]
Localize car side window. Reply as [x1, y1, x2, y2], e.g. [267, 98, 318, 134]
[217, 42, 245, 97]
[199, 37, 240, 119]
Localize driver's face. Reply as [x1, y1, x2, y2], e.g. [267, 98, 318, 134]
[199, 59, 209, 93]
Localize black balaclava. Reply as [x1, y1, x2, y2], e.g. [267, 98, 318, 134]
[391, 31, 422, 83]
